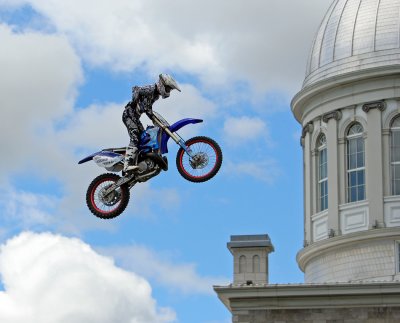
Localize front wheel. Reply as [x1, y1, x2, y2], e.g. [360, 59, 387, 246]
[176, 136, 222, 183]
[86, 173, 130, 219]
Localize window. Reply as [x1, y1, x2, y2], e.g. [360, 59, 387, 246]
[346, 123, 365, 202]
[239, 255, 246, 273]
[318, 134, 328, 211]
[397, 242, 400, 273]
[391, 117, 400, 195]
[252, 255, 260, 273]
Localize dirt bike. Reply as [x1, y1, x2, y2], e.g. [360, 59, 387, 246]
[78, 111, 222, 219]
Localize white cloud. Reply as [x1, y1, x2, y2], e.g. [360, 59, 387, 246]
[99, 244, 229, 295]
[0, 187, 58, 228]
[0, 232, 176, 323]
[0, 0, 332, 95]
[224, 160, 281, 184]
[223, 116, 271, 146]
[152, 84, 217, 122]
[0, 24, 82, 175]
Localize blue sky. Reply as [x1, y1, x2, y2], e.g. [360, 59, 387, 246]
[0, 1, 331, 322]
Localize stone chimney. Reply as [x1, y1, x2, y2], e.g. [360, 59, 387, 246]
[227, 234, 274, 285]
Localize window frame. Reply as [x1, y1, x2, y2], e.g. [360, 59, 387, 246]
[317, 134, 328, 212]
[390, 116, 400, 195]
[239, 255, 246, 274]
[396, 241, 400, 274]
[252, 255, 260, 273]
[346, 123, 366, 203]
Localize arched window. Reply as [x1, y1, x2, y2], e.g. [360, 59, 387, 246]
[252, 255, 260, 273]
[318, 134, 328, 211]
[239, 255, 246, 273]
[391, 116, 400, 195]
[346, 123, 365, 202]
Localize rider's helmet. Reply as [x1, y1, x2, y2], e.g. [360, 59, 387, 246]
[157, 74, 181, 99]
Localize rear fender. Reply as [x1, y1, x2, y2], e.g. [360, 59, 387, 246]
[78, 150, 123, 165]
[160, 118, 203, 154]
[78, 151, 101, 164]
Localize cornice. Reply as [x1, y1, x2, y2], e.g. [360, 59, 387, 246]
[291, 66, 400, 123]
[214, 281, 400, 312]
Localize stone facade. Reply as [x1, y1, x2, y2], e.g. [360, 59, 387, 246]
[304, 238, 398, 283]
[235, 307, 400, 323]
[215, 282, 400, 323]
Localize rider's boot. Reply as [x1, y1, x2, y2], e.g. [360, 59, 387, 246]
[123, 146, 140, 172]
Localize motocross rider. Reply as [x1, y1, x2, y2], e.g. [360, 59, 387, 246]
[123, 74, 181, 172]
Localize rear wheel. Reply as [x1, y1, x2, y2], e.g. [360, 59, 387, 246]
[176, 136, 222, 183]
[86, 173, 130, 219]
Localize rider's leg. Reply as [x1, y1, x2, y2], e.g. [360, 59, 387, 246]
[124, 145, 139, 172]
[122, 113, 142, 172]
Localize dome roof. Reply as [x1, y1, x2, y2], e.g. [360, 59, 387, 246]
[304, 0, 400, 88]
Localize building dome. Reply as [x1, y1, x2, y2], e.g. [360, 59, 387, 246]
[304, 0, 400, 89]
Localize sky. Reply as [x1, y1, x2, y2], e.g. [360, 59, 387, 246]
[0, 1, 332, 322]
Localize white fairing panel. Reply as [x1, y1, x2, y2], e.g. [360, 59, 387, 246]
[93, 152, 123, 169]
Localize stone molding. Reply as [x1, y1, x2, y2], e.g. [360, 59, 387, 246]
[300, 122, 314, 147]
[214, 282, 400, 312]
[322, 110, 342, 123]
[362, 101, 386, 113]
[291, 65, 400, 123]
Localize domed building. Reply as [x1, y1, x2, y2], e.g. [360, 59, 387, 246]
[293, 0, 400, 284]
[215, 0, 400, 322]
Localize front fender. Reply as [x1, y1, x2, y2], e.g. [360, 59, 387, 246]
[160, 118, 203, 154]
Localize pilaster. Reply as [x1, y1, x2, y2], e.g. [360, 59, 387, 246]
[302, 122, 313, 245]
[323, 110, 341, 236]
[363, 102, 385, 228]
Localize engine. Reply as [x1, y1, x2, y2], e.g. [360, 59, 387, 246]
[137, 158, 157, 173]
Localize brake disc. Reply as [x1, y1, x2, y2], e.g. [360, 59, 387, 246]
[99, 186, 121, 206]
[190, 152, 209, 169]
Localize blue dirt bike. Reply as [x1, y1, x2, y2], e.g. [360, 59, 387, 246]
[78, 111, 222, 219]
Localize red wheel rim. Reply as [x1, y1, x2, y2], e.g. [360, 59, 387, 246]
[90, 178, 123, 215]
[179, 139, 219, 179]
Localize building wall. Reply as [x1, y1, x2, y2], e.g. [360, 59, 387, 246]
[305, 238, 398, 283]
[301, 93, 400, 247]
[294, 73, 400, 283]
[233, 307, 400, 323]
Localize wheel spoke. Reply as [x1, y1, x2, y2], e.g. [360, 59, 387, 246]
[92, 180, 122, 213]
[181, 140, 218, 178]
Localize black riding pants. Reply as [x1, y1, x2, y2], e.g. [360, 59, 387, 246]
[122, 109, 144, 148]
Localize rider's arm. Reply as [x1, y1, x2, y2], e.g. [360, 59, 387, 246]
[145, 109, 154, 118]
[131, 84, 157, 114]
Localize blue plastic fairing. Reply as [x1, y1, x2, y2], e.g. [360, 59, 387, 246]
[160, 118, 202, 154]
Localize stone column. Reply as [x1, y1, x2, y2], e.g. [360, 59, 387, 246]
[322, 111, 342, 236]
[363, 102, 385, 228]
[301, 122, 313, 245]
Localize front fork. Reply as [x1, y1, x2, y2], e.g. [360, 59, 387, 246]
[156, 121, 195, 158]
